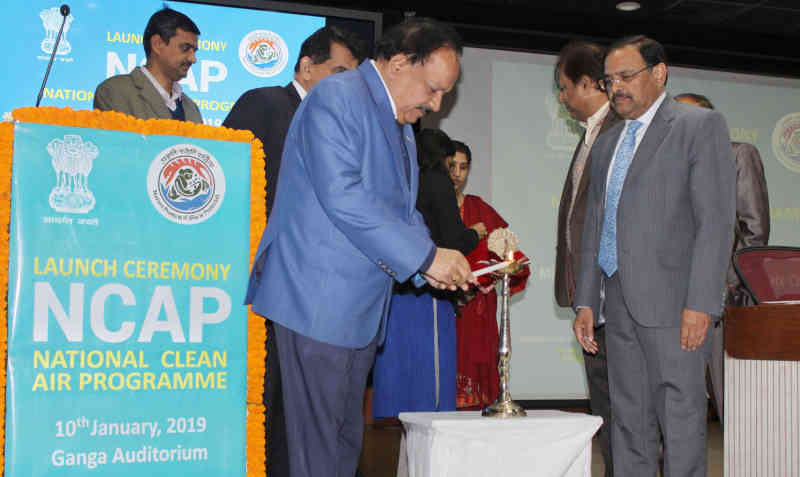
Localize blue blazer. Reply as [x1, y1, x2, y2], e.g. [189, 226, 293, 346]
[245, 61, 435, 348]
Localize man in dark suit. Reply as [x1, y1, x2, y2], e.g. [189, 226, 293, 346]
[222, 25, 364, 477]
[574, 36, 735, 477]
[245, 18, 474, 477]
[553, 41, 620, 477]
[223, 26, 365, 218]
[675, 93, 770, 424]
[94, 8, 202, 123]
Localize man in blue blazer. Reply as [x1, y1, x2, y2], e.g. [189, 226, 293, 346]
[224, 26, 363, 477]
[245, 18, 474, 477]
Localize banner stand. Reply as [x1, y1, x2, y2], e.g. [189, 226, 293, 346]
[0, 107, 267, 476]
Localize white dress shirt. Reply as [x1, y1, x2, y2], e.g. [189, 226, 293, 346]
[139, 66, 183, 112]
[581, 101, 611, 147]
[291, 79, 308, 100]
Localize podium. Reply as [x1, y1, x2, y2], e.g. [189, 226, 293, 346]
[724, 304, 800, 477]
[1, 108, 268, 476]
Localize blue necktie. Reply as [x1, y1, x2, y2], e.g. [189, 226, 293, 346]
[598, 120, 643, 276]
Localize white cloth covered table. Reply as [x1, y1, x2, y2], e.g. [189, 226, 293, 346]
[397, 410, 602, 477]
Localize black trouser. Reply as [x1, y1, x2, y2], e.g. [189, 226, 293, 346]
[265, 320, 290, 476]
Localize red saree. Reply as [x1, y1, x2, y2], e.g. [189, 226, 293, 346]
[456, 195, 529, 408]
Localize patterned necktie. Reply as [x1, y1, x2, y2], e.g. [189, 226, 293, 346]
[598, 120, 643, 276]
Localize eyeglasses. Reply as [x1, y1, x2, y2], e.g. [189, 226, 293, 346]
[598, 64, 652, 92]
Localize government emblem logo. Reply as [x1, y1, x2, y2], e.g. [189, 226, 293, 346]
[40, 6, 73, 56]
[47, 134, 98, 213]
[772, 112, 800, 173]
[147, 144, 226, 224]
[238, 30, 288, 78]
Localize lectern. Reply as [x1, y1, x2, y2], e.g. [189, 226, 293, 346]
[724, 304, 800, 477]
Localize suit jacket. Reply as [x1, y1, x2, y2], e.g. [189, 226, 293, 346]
[93, 67, 202, 123]
[245, 61, 434, 348]
[575, 95, 736, 326]
[223, 83, 302, 218]
[727, 142, 770, 305]
[554, 108, 621, 308]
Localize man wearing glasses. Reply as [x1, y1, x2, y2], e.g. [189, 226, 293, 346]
[573, 36, 735, 477]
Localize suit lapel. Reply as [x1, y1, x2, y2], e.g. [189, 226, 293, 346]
[598, 109, 622, 136]
[624, 95, 676, 186]
[131, 67, 171, 119]
[595, 119, 625, 200]
[358, 61, 412, 197]
[285, 83, 302, 110]
[562, 130, 584, 203]
[576, 109, 622, 204]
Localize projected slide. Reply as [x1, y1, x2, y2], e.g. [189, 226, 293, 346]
[1, 1, 325, 125]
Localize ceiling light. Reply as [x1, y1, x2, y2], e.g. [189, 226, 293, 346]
[616, 1, 641, 11]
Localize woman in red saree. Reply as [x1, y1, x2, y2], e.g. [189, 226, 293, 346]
[450, 140, 528, 409]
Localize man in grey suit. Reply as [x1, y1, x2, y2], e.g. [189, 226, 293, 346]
[573, 36, 735, 477]
[554, 40, 620, 477]
[94, 8, 202, 123]
[675, 93, 770, 424]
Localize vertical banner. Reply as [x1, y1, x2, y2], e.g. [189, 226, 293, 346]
[6, 121, 251, 475]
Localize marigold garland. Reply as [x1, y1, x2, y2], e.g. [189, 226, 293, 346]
[2, 108, 267, 476]
[0, 120, 14, 471]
